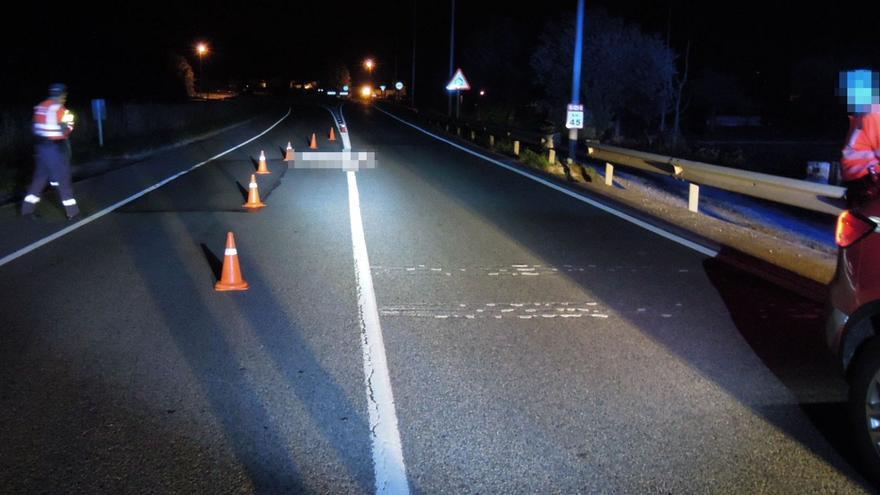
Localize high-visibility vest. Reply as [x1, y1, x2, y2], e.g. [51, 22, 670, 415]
[33, 99, 74, 140]
[842, 111, 880, 181]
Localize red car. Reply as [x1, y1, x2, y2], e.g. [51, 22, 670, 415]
[828, 202, 880, 481]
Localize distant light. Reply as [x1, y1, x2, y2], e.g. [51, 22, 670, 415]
[479, 90, 485, 96]
[197, 43, 208, 55]
[395, 81, 404, 90]
[364, 59, 374, 70]
[360, 85, 372, 97]
[317, 88, 324, 92]
[327, 91, 338, 95]
[304, 83, 313, 90]
[340, 91, 349, 96]
[380, 85, 386, 92]
[343, 85, 349, 91]
[587, 147, 594, 155]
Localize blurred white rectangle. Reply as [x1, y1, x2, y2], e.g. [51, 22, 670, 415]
[292, 151, 376, 170]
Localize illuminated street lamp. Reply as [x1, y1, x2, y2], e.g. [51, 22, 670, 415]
[196, 42, 208, 98]
[364, 58, 375, 76]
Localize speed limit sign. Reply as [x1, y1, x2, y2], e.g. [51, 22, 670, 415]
[566, 103, 584, 129]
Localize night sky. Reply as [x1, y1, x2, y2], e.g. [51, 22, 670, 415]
[5, 1, 880, 124]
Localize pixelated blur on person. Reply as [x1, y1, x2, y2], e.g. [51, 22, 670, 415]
[839, 69, 880, 208]
[22, 83, 80, 220]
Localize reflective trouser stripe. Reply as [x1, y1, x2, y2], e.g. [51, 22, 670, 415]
[24, 195, 40, 204]
[249, 183, 257, 188]
[62, 199, 77, 206]
[34, 129, 64, 138]
[49, 181, 59, 186]
[225, 248, 238, 256]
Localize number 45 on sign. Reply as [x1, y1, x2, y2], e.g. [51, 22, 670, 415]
[566, 104, 584, 129]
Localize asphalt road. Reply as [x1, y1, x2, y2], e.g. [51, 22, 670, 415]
[0, 99, 875, 493]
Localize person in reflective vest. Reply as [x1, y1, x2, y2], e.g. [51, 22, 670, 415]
[840, 69, 880, 208]
[22, 83, 80, 219]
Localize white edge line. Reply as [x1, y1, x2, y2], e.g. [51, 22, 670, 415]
[372, 105, 718, 258]
[0, 108, 292, 268]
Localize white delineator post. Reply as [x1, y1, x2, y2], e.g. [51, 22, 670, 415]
[689, 183, 700, 212]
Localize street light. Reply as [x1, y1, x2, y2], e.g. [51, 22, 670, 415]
[197, 42, 208, 98]
[364, 58, 374, 76]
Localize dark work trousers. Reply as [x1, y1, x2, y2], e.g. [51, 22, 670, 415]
[21, 139, 79, 218]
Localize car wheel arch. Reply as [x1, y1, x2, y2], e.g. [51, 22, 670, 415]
[842, 301, 880, 376]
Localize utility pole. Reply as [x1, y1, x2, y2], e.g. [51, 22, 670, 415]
[568, 0, 585, 162]
[447, 0, 455, 117]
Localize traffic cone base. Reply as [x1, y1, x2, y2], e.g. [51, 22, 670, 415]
[284, 142, 294, 161]
[256, 150, 270, 175]
[215, 232, 249, 291]
[243, 174, 266, 209]
[329, 127, 337, 141]
[309, 133, 318, 149]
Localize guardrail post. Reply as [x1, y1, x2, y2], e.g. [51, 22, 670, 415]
[688, 183, 700, 212]
[470, 129, 476, 141]
[605, 162, 614, 186]
[548, 149, 556, 165]
[445, 124, 449, 132]
[489, 135, 495, 147]
[456, 127, 461, 136]
[513, 141, 520, 156]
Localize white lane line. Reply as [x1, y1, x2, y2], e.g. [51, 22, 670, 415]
[347, 171, 410, 495]
[0, 108, 293, 268]
[324, 104, 352, 150]
[372, 106, 718, 258]
[331, 104, 409, 495]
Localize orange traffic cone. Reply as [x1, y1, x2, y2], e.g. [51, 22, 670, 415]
[309, 133, 318, 149]
[243, 174, 266, 209]
[215, 232, 249, 291]
[284, 142, 294, 161]
[329, 127, 337, 142]
[256, 150, 270, 175]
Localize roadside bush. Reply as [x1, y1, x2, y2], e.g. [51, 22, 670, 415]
[520, 148, 553, 171]
[494, 138, 515, 156]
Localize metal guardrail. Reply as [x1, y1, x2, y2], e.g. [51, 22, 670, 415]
[586, 143, 846, 216]
[383, 103, 846, 216]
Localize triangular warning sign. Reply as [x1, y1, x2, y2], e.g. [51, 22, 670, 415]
[446, 68, 471, 91]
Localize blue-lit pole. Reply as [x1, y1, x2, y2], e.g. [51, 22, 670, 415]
[447, 0, 456, 117]
[568, 0, 585, 161]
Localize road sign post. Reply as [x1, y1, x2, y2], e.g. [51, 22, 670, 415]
[566, 104, 585, 164]
[91, 99, 107, 147]
[446, 69, 471, 121]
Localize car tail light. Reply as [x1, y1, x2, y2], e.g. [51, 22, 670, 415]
[836, 210, 876, 247]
